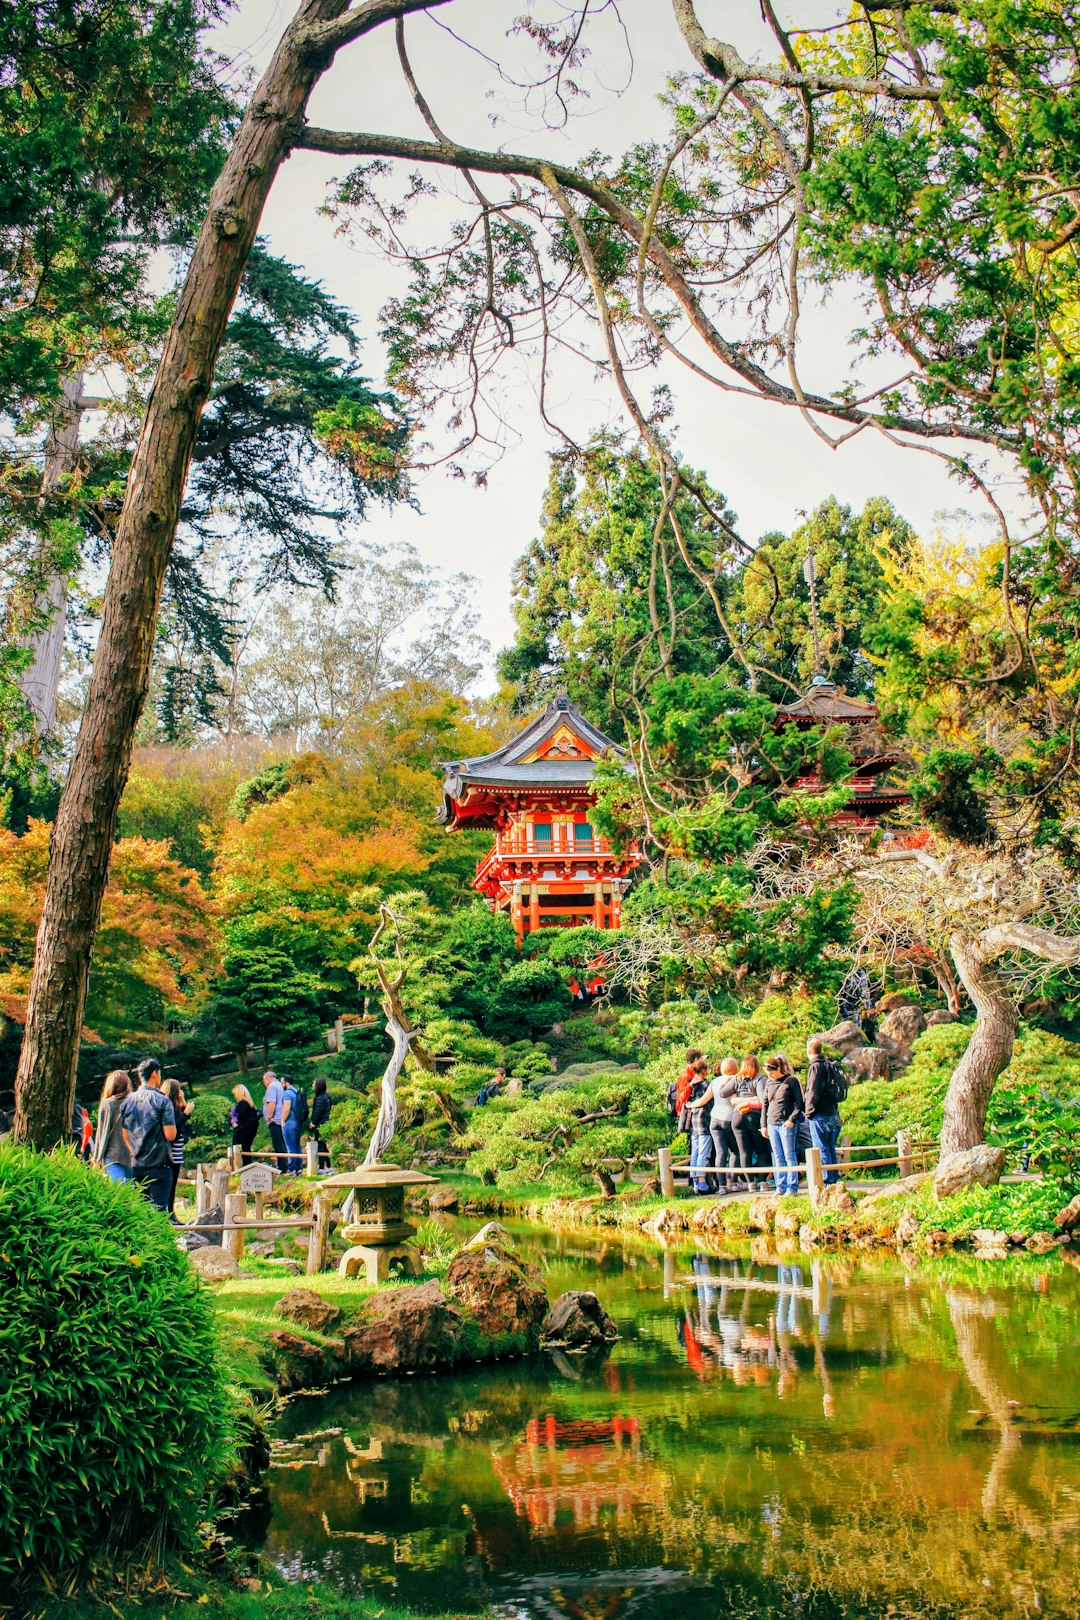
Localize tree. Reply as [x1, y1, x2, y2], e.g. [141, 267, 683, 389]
[213, 937, 327, 1068]
[498, 436, 735, 737]
[20, 0, 1080, 1144]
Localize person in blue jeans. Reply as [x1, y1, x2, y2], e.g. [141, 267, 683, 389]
[763, 1054, 803, 1196]
[804, 1037, 844, 1185]
[281, 1075, 303, 1174]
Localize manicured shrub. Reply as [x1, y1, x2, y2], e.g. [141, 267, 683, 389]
[0, 1144, 231, 1581]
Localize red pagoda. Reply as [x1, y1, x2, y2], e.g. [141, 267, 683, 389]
[439, 696, 641, 941]
[775, 673, 908, 828]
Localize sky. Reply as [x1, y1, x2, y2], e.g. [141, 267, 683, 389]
[208, 1, 1018, 677]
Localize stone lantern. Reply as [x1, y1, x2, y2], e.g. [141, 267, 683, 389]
[320, 1162, 439, 1283]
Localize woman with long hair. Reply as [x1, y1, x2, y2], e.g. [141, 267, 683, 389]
[92, 1069, 132, 1182]
[161, 1078, 191, 1221]
[730, 1055, 770, 1176]
[310, 1076, 332, 1172]
[230, 1083, 260, 1164]
[762, 1054, 804, 1196]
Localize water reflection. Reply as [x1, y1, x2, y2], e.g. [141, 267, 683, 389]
[256, 1226, 1080, 1619]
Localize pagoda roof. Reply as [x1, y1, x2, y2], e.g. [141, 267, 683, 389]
[439, 697, 625, 825]
[776, 675, 880, 723]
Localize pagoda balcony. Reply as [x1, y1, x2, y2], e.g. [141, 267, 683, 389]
[475, 836, 631, 890]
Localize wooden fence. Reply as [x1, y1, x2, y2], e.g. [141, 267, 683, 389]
[177, 1147, 335, 1273]
[658, 1127, 937, 1210]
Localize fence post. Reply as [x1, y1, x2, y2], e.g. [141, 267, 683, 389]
[897, 1128, 914, 1179]
[229, 1144, 242, 1172]
[194, 1163, 208, 1218]
[223, 1192, 247, 1263]
[806, 1145, 824, 1209]
[209, 1163, 230, 1214]
[305, 1137, 319, 1178]
[838, 1135, 851, 1169]
[334, 1016, 345, 1053]
[307, 1192, 333, 1276]
[658, 1146, 676, 1199]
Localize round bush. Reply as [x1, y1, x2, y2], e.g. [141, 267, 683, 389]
[0, 1144, 230, 1580]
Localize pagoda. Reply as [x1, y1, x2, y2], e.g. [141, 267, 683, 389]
[439, 696, 641, 941]
[775, 673, 908, 828]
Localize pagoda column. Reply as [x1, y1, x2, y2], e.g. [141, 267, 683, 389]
[529, 887, 540, 934]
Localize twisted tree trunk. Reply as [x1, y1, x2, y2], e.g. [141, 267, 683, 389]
[13, 0, 443, 1148]
[939, 933, 1019, 1157]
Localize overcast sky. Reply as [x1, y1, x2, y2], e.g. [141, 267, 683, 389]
[210, 1, 1015, 675]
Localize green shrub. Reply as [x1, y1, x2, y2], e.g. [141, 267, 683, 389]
[0, 1145, 231, 1581]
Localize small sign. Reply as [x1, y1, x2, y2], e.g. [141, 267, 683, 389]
[239, 1162, 275, 1194]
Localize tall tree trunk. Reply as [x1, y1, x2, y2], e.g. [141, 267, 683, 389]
[20, 373, 84, 735]
[939, 932, 1018, 1157]
[13, 0, 359, 1148]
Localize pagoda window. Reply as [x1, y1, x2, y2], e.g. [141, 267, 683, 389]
[533, 822, 553, 844]
[574, 822, 594, 847]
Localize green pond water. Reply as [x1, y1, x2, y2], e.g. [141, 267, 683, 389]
[255, 1222, 1080, 1619]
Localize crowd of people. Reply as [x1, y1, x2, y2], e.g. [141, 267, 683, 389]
[80, 1059, 334, 1219]
[669, 1038, 848, 1196]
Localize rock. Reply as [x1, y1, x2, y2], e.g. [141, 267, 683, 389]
[460, 1220, 511, 1251]
[689, 1203, 726, 1233]
[1025, 1232, 1062, 1254]
[343, 1279, 465, 1375]
[774, 1206, 801, 1243]
[445, 1235, 548, 1343]
[247, 1240, 276, 1258]
[972, 1228, 1010, 1250]
[845, 1045, 891, 1083]
[933, 1144, 1006, 1200]
[818, 1020, 867, 1053]
[859, 1171, 931, 1205]
[194, 1204, 224, 1230]
[875, 992, 918, 1015]
[1053, 1194, 1080, 1232]
[541, 1291, 619, 1349]
[1008, 1232, 1029, 1248]
[744, 1195, 779, 1232]
[818, 1183, 856, 1214]
[274, 1287, 342, 1333]
[266, 1328, 339, 1392]
[262, 1256, 302, 1274]
[644, 1206, 688, 1237]
[925, 1009, 957, 1027]
[895, 1210, 920, 1245]
[428, 1186, 460, 1214]
[176, 1230, 210, 1252]
[878, 1005, 927, 1052]
[188, 1244, 239, 1281]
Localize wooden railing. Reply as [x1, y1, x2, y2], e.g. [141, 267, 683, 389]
[658, 1128, 938, 1209]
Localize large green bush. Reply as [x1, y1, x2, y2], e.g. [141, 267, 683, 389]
[0, 1146, 231, 1581]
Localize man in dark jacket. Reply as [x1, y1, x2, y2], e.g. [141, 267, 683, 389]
[804, 1037, 843, 1186]
[120, 1057, 177, 1211]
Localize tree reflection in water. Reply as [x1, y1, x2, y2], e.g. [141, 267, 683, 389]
[255, 1226, 1080, 1619]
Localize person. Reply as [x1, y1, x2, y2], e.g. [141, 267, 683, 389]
[476, 1067, 506, 1107]
[804, 1037, 847, 1186]
[92, 1070, 133, 1183]
[161, 1078, 191, 1220]
[119, 1057, 176, 1211]
[763, 1054, 804, 1196]
[231, 1084, 261, 1164]
[310, 1076, 332, 1171]
[686, 1058, 742, 1193]
[668, 1049, 703, 1122]
[262, 1069, 287, 1171]
[730, 1055, 770, 1179]
[681, 1056, 714, 1193]
[280, 1074, 303, 1174]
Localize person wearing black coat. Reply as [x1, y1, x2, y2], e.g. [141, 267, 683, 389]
[230, 1084, 261, 1165]
[310, 1076, 332, 1172]
[762, 1054, 804, 1196]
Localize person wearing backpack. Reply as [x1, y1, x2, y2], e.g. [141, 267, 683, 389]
[280, 1075, 303, 1174]
[805, 1037, 848, 1186]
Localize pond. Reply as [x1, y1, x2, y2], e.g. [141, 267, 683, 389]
[253, 1222, 1080, 1619]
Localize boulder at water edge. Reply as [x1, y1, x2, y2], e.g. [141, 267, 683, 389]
[428, 1186, 460, 1213]
[274, 1286, 341, 1333]
[445, 1229, 549, 1342]
[542, 1290, 619, 1350]
[343, 1279, 465, 1375]
[933, 1143, 1006, 1200]
[188, 1244, 239, 1281]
